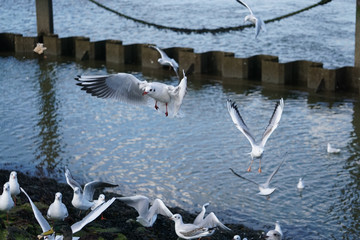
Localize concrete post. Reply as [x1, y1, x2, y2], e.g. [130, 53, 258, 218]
[356, 0, 360, 67]
[36, 0, 54, 36]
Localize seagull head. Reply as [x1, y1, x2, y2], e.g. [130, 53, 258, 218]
[142, 86, 156, 96]
[3, 182, 10, 192]
[265, 230, 282, 240]
[244, 15, 256, 25]
[98, 194, 105, 201]
[73, 187, 81, 195]
[170, 213, 182, 223]
[10, 171, 17, 180]
[232, 235, 241, 240]
[55, 192, 62, 201]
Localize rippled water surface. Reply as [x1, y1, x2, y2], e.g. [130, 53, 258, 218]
[0, 1, 359, 239]
[0, 0, 356, 69]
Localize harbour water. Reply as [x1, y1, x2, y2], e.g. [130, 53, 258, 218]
[0, 0, 359, 239]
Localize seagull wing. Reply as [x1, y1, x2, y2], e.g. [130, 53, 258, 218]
[229, 168, 259, 186]
[199, 212, 231, 231]
[235, 0, 254, 15]
[148, 198, 173, 219]
[65, 168, 82, 192]
[83, 181, 118, 202]
[117, 195, 151, 218]
[193, 202, 209, 225]
[75, 73, 149, 105]
[264, 157, 286, 188]
[260, 98, 284, 148]
[149, 45, 168, 60]
[227, 99, 256, 146]
[71, 197, 116, 234]
[20, 187, 52, 233]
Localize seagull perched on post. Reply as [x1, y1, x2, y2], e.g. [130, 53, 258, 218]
[227, 98, 284, 172]
[230, 157, 286, 197]
[117, 195, 173, 227]
[75, 70, 187, 117]
[235, 0, 266, 38]
[65, 168, 118, 211]
[149, 45, 179, 79]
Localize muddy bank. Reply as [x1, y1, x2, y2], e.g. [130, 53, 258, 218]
[0, 169, 264, 240]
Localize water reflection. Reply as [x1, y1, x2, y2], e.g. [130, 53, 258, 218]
[33, 60, 63, 175]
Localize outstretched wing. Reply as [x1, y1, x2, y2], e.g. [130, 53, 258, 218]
[117, 195, 151, 217]
[229, 168, 259, 186]
[149, 45, 168, 60]
[193, 202, 209, 225]
[199, 212, 231, 231]
[83, 181, 118, 202]
[65, 168, 82, 192]
[227, 99, 256, 146]
[148, 198, 173, 219]
[260, 98, 284, 148]
[20, 187, 52, 233]
[264, 157, 286, 188]
[71, 197, 116, 234]
[235, 0, 253, 15]
[75, 73, 149, 105]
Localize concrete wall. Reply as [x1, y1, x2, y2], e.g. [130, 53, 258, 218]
[1, 32, 359, 94]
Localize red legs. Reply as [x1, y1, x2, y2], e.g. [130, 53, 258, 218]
[247, 158, 254, 172]
[13, 197, 17, 206]
[154, 101, 168, 117]
[100, 214, 106, 220]
[258, 157, 262, 173]
[155, 101, 159, 110]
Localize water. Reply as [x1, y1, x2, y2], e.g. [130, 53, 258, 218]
[0, 0, 359, 239]
[0, 0, 356, 69]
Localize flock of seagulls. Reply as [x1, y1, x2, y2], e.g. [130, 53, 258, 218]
[4, 0, 344, 239]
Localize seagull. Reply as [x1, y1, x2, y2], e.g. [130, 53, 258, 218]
[265, 230, 282, 240]
[233, 235, 241, 240]
[0, 182, 14, 221]
[235, 0, 266, 38]
[91, 194, 105, 211]
[170, 211, 231, 240]
[297, 177, 304, 190]
[9, 171, 20, 204]
[327, 143, 341, 153]
[117, 195, 173, 227]
[75, 70, 187, 117]
[193, 202, 210, 225]
[65, 168, 118, 211]
[227, 98, 284, 172]
[274, 221, 283, 236]
[229, 157, 286, 197]
[47, 192, 69, 221]
[21, 187, 116, 240]
[33, 43, 47, 54]
[149, 45, 179, 79]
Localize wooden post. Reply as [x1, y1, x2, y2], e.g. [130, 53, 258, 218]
[36, 0, 54, 36]
[356, 0, 360, 67]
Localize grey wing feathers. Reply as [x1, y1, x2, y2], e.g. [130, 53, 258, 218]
[229, 168, 259, 186]
[20, 187, 52, 233]
[65, 168, 82, 191]
[83, 181, 118, 202]
[265, 157, 286, 187]
[71, 197, 116, 234]
[117, 195, 151, 217]
[235, 0, 253, 15]
[199, 212, 231, 231]
[227, 99, 256, 145]
[261, 98, 284, 147]
[75, 73, 148, 105]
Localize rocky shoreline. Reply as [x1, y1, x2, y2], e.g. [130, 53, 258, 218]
[0, 169, 264, 240]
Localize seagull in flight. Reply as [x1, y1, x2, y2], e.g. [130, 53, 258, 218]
[65, 168, 118, 211]
[170, 210, 231, 239]
[21, 187, 116, 240]
[230, 157, 286, 197]
[227, 98, 284, 172]
[235, 0, 266, 38]
[149, 45, 179, 79]
[75, 70, 187, 117]
[117, 195, 173, 227]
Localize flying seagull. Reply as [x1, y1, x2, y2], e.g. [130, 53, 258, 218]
[75, 70, 187, 117]
[65, 168, 118, 211]
[235, 0, 266, 38]
[149, 45, 179, 79]
[117, 195, 173, 227]
[230, 157, 286, 197]
[227, 98, 284, 172]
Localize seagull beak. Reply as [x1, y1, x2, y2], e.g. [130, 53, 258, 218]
[142, 92, 148, 96]
[39, 227, 54, 238]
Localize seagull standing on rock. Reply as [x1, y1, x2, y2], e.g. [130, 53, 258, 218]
[9, 171, 20, 204]
[227, 98, 284, 172]
[0, 182, 14, 221]
[47, 192, 69, 221]
[75, 70, 187, 117]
